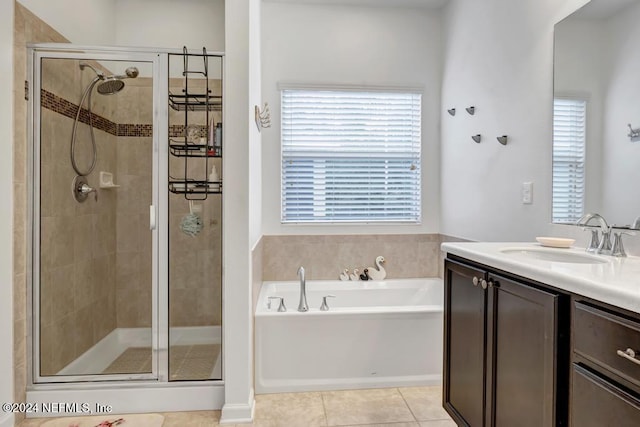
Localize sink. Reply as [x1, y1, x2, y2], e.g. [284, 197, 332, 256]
[500, 247, 609, 264]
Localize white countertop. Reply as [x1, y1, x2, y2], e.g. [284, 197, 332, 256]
[441, 242, 640, 314]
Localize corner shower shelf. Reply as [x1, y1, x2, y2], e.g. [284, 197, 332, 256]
[169, 179, 222, 195]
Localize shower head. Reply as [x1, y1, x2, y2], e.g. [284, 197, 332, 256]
[95, 66, 139, 95]
[97, 78, 125, 95]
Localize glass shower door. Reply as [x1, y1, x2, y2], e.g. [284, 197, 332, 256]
[32, 51, 160, 382]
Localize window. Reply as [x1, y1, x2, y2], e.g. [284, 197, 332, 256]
[552, 97, 586, 223]
[281, 89, 421, 223]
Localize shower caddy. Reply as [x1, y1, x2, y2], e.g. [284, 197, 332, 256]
[168, 47, 222, 200]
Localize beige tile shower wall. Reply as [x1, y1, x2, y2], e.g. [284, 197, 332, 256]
[13, 2, 71, 410]
[169, 194, 223, 327]
[39, 58, 118, 375]
[114, 79, 153, 328]
[262, 234, 442, 281]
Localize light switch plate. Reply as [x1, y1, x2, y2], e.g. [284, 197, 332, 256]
[522, 182, 533, 204]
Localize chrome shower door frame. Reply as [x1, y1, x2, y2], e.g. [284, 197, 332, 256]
[28, 46, 166, 384]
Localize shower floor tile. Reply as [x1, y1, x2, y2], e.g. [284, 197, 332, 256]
[102, 346, 151, 374]
[101, 344, 220, 380]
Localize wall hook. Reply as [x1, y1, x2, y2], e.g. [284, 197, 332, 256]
[465, 106, 475, 115]
[255, 103, 271, 132]
[471, 134, 482, 143]
[628, 124, 640, 140]
[447, 108, 456, 116]
[497, 135, 508, 145]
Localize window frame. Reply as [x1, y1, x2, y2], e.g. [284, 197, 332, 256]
[552, 95, 587, 224]
[279, 85, 423, 225]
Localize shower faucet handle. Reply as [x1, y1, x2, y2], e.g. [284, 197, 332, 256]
[72, 175, 98, 203]
[79, 182, 98, 201]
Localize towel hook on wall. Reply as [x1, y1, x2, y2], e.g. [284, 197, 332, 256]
[447, 108, 456, 116]
[255, 103, 272, 132]
[627, 124, 640, 140]
[471, 134, 482, 143]
[497, 135, 508, 145]
[465, 106, 476, 115]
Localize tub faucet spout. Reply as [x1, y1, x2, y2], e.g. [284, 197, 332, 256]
[297, 266, 309, 312]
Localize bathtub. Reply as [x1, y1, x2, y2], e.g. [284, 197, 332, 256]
[255, 278, 443, 394]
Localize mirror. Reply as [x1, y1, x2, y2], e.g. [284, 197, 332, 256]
[553, 0, 640, 229]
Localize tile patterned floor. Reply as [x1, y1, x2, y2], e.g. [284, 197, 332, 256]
[19, 386, 455, 427]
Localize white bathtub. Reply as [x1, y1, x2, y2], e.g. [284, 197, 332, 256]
[255, 278, 443, 394]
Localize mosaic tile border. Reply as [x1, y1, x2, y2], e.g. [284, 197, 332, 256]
[41, 89, 153, 138]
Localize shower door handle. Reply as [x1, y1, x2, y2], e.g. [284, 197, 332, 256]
[149, 205, 156, 230]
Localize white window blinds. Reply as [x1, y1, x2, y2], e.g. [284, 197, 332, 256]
[281, 89, 421, 223]
[553, 97, 586, 223]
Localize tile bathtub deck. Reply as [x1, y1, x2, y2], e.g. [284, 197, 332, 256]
[18, 386, 455, 427]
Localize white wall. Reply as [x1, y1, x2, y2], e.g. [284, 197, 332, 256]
[221, 0, 257, 422]
[114, 0, 225, 52]
[0, 0, 14, 426]
[17, 0, 224, 52]
[249, 0, 262, 247]
[17, 0, 116, 45]
[261, 2, 442, 235]
[440, 0, 589, 242]
[601, 2, 640, 226]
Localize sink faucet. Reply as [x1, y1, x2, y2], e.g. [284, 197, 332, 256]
[297, 266, 308, 312]
[576, 213, 612, 254]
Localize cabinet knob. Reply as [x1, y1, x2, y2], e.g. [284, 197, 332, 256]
[480, 279, 488, 289]
[472, 276, 480, 286]
[488, 279, 497, 288]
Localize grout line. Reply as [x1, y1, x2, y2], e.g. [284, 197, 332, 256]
[320, 391, 330, 427]
[397, 387, 419, 422]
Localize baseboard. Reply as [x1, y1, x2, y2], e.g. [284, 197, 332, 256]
[219, 390, 255, 424]
[0, 412, 14, 427]
[27, 383, 224, 418]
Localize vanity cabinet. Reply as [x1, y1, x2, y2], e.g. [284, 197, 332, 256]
[444, 257, 569, 426]
[570, 300, 640, 426]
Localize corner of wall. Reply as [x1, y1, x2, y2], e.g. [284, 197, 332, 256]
[1, 0, 15, 422]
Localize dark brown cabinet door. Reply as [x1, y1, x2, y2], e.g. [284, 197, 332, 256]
[444, 260, 487, 426]
[488, 273, 559, 427]
[571, 364, 640, 427]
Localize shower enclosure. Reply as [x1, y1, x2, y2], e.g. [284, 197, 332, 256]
[28, 45, 223, 405]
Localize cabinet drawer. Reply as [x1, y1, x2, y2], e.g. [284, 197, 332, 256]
[571, 364, 640, 427]
[574, 302, 640, 388]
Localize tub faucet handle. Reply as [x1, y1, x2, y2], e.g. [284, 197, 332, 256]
[267, 296, 287, 312]
[320, 294, 336, 311]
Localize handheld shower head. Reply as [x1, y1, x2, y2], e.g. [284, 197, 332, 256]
[97, 78, 125, 95]
[96, 66, 139, 95]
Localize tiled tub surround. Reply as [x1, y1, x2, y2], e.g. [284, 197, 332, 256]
[261, 234, 444, 281]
